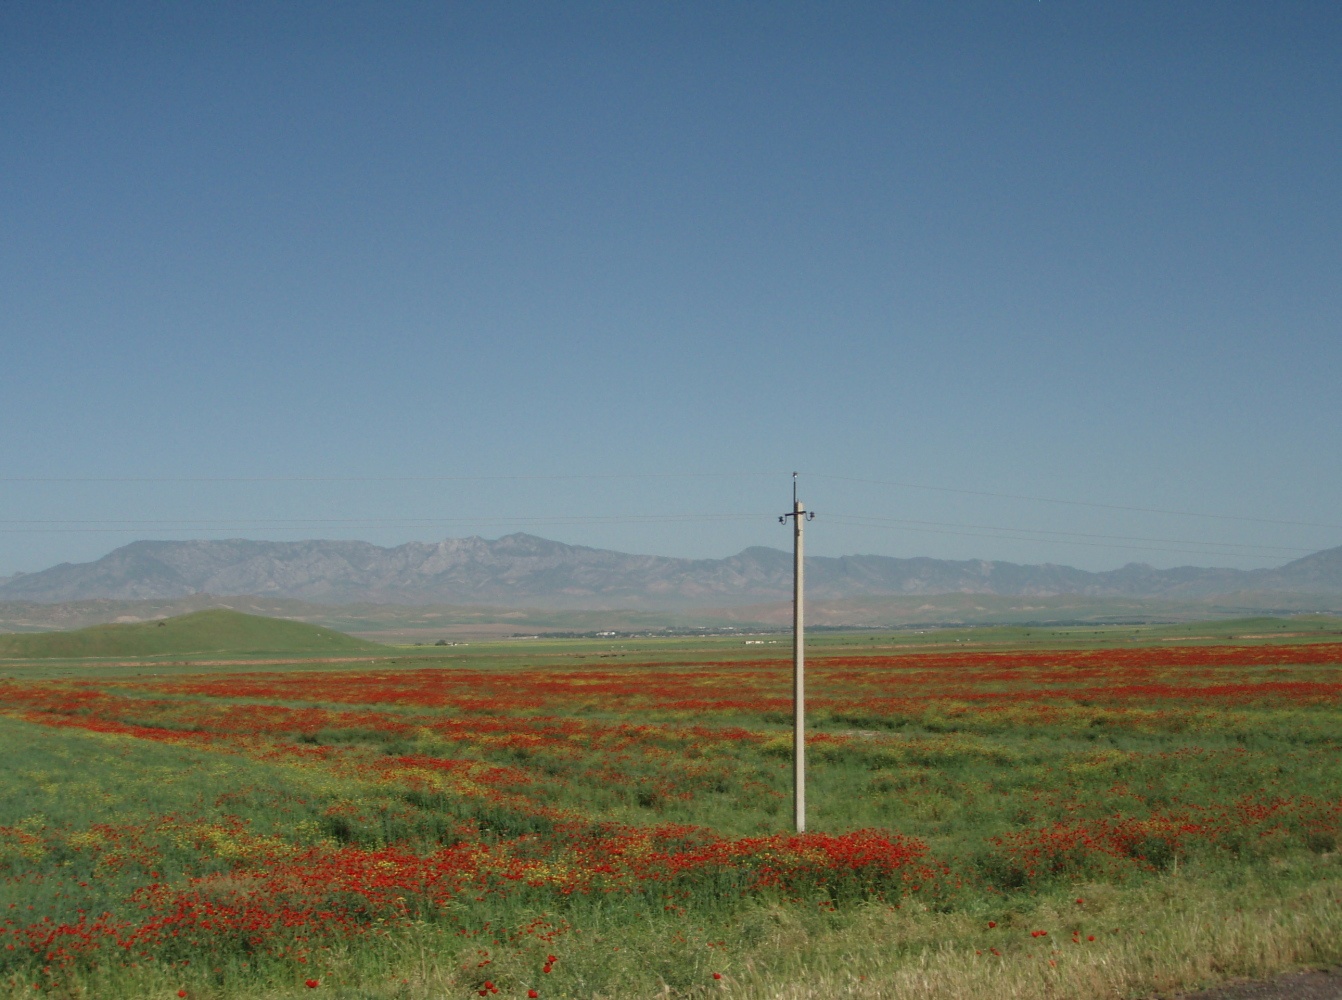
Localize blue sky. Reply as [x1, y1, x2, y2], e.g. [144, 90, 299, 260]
[2, 1, 1339, 576]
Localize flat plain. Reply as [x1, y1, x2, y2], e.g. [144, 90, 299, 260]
[2, 613, 1342, 999]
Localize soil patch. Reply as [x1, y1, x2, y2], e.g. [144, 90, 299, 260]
[1177, 967, 1342, 1000]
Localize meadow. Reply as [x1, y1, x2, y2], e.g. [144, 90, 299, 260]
[1, 615, 1341, 998]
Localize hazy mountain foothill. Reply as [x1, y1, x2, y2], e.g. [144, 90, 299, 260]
[0, 535, 1339, 637]
[0, 609, 385, 660]
[4, 534, 1342, 606]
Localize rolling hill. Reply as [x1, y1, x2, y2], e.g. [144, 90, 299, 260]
[0, 609, 387, 659]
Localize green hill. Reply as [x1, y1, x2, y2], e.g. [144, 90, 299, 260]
[0, 609, 387, 660]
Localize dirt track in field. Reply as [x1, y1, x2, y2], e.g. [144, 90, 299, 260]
[1177, 967, 1342, 999]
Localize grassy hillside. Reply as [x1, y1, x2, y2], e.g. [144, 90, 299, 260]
[0, 596, 721, 638]
[0, 609, 387, 660]
[4, 592, 1341, 641]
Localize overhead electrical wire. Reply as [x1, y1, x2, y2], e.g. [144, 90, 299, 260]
[822, 513, 1315, 559]
[0, 512, 1312, 553]
[804, 472, 1342, 532]
[0, 511, 1319, 563]
[5, 468, 1331, 531]
[0, 473, 777, 484]
[0, 513, 771, 533]
[0, 471, 1330, 563]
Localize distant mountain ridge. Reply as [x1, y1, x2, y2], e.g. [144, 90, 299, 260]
[1, 534, 1340, 608]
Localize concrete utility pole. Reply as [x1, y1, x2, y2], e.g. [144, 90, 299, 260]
[780, 472, 814, 833]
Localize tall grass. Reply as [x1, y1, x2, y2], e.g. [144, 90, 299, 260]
[1, 638, 1340, 997]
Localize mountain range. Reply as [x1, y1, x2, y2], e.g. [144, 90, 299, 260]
[2, 534, 1340, 609]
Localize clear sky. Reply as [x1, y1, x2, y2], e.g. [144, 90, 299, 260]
[2, 1, 1339, 577]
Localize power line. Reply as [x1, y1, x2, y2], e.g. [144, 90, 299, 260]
[806, 473, 1342, 531]
[0, 511, 1310, 554]
[824, 514, 1312, 560]
[0, 472, 776, 484]
[823, 513, 1312, 555]
[6, 468, 1330, 532]
[0, 471, 1329, 562]
[0, 513, 771, 533]
[0, 510, 1316, 563]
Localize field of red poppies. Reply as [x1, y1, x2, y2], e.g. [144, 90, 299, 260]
[2, 631, 1342, 999]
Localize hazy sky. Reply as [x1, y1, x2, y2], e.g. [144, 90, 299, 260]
[3, 1, 1339, 576]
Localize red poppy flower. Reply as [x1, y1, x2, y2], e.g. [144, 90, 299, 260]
[987, 921, 996, 928]
[529, 992, 539, 999]
[304, 981, 319, 989]
[713, 972, 722, 980]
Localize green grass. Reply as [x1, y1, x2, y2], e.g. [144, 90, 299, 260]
[2, 623, 1341, 998]
[5, 612, 1339, 682]
[0, 609, 387, 661]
